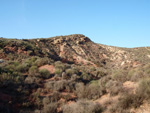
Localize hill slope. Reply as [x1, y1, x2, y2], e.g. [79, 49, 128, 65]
[0, 34, 150, 113]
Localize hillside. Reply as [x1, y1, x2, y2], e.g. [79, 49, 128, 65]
[1, 34, 150, 113]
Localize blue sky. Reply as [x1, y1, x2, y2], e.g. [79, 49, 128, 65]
[0, 0, 150, 47]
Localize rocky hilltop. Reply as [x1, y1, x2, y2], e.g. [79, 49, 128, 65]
[1, 34, 150, 113]
[1, 34, 150, 68]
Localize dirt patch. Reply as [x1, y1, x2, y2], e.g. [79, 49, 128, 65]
[39, 65, 55, 74]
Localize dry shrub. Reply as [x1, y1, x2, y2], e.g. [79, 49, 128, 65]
[62, 100, 103, 113]
[49, 91, 61, 102]
[99, 76, 111, 88]
[75, 82, 85, 98]
[54, 80, 67, 91]
[137, 78, 150, 100]
[42, 102, 57, 113]
[25, 76, 40, 84]
[45, 81, 55, 90]
[45, 80, 75, 92]
[130, 70, 143, 82]
[118, 94, 142, 109]
[112, 70, 128, 82]
[108, 93, 142, 113]
[42, 97, 50, 107]
[109, 78, 150, 112]
[75, 82, 105, 100]
[106, 80, 123, 96]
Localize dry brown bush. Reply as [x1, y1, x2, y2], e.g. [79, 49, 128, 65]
[62, 100, 103, 113]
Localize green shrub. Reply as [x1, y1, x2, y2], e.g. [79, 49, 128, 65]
[39, 69, 50, 79]
[16, 63, 30, 72]
[55, 61, 70, 71]
[5, 61, 19, 71]
[55, 61, 65, 69]
[29, 66, 39, 76]
[25, 77, 38, 84]
[66, 69, 74, 76]
[55, 68, 63, 75]
[34, 57, 51, 67]
[25, 56, 39, 66]
[66, 68, 78, 76]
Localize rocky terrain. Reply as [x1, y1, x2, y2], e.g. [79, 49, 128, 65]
[0, 34, 150, 113]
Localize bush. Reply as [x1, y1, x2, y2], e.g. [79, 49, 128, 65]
[16, 63, 30, 72]
[71, 74, 78, 81]
[53, 80, 69, 91]
[25, 76, 40, 84]
[49, 91, 60, 102]
[25, 56, 39, 66]
[99, 76, 111, 88]
[55, 68, 63, 75]
[143, 64, 150, 75]
[137, 78, 150, 100]
[29, 66, 39, 76]
[128, 69, 143, 82]
[81, 72, 92, 81]
[111, 78, 150, 112]
[45, 81, 55, 90]
[66, 68, 78, 76]
[55, 61, 66, 70]
[93, 68, 106, 78]
[62, 72, 68, 79]
[112, 70, 128, 82]
[106, 80, 123, 96]
[34, 57, 51, 67]
[75, 82, 105, 99]
[62, 100, 103, 113]
[85, 83, 105, 99]
[42, 97, 50, 107]
[39, 69, 50, 79]
[117, 93, 143, 110]
[42, 102, 57, 113]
